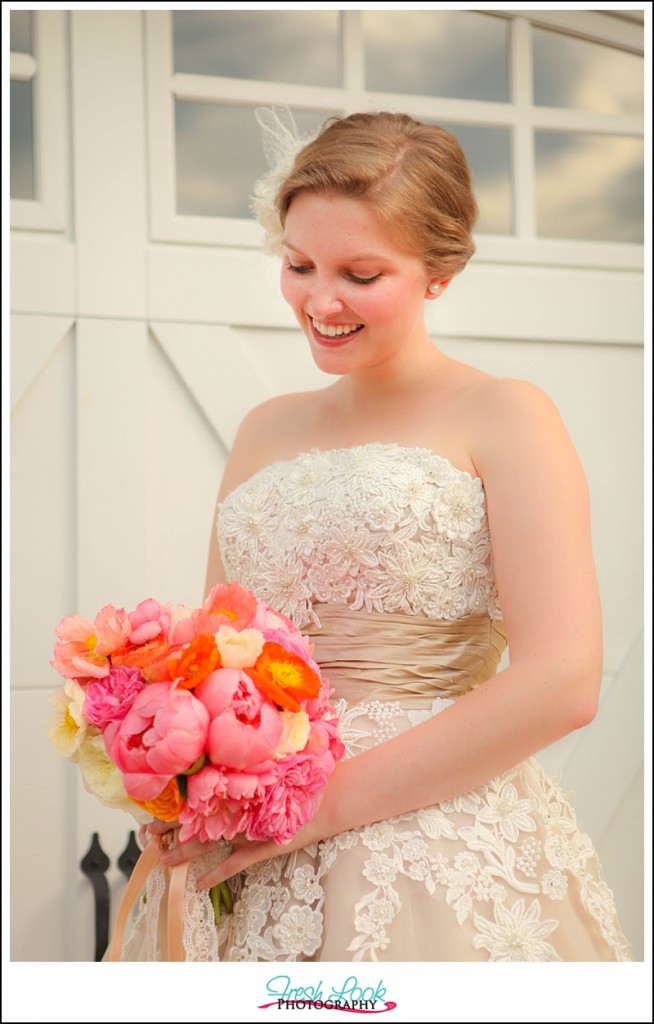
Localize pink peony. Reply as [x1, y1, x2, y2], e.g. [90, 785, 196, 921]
[84, 666, 145, 729]
[126, 598, 171, 646]
[194, 667, 283, 772]
[51, 605, 130, 679]
[179, 764, 274, 842]
[246, 748, 337, 844]
[105, 682, 209, 801]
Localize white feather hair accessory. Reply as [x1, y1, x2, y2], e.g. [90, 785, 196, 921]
[251, 106, 321, 256]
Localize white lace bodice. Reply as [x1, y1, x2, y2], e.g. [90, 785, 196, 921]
[218, 444, 501, 627]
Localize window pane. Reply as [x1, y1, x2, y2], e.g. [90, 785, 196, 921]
[445, 124, 512, 235]
[175, 103, 336, 218]
[10, 11, 32, 54]
[535, 132, 643, 242]
[11, 80, 35, 200]
[533, 28, 643, 115]
[173, 11, 341, 88]
[363, 11, 509, 102]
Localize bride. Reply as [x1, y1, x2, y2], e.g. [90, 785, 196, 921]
[122, 110, 631, 961]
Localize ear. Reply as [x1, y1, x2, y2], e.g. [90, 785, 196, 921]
[425, 278, 452, 300]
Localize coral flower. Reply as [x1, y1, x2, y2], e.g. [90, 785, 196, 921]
[110, 634, 171, 672]
[51, 605, 129, 679]
[248, 642, 321, 713]
[167, 634, 220, 690]
[192, 581, 258, 635]
[132, 777, 186, 823]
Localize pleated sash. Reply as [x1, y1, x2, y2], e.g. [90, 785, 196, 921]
[303, 605, 506, 708]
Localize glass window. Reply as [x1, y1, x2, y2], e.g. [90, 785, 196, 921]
[11, 80, 35, 200]
[11, 10, 32, 54]
[445, 124, 512, 235]
[535, 131, 643, 242]
[363, 11, 509, 102]
[173, 11, 341, 88]
[533, 27, 643, 115]
[175, 103, 336, 218]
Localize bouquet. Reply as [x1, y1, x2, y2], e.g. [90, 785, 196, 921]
[49, 582, 344, 935]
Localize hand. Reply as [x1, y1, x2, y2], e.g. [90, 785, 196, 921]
[138, 818, 180, 853]
[159, 819, 321, 890]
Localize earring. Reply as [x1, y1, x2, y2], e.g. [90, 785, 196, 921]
[428, 283, 441, 295]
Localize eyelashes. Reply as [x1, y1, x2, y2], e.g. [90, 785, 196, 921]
[286, 264, 381, 286]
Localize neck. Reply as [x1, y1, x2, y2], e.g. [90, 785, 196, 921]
[340, 336, 446, 409]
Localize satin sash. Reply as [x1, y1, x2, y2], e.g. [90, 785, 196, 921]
[304, 605, 506, 708]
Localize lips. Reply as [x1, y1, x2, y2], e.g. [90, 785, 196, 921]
[310, 318, 364, 346]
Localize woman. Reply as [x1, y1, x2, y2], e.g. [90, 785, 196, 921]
[128, 111, 631, 961]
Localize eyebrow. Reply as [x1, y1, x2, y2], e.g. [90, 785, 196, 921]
[283, 241, 390, 263]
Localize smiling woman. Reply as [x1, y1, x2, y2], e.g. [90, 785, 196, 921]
[8, 6, 643, 978]
[114, 109, 633, 963]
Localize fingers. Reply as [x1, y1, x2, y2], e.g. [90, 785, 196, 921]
[148, 818, 180, 837]
[159, 834, 207, 866]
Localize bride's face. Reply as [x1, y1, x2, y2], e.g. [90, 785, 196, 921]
[280, 192, 435, 377]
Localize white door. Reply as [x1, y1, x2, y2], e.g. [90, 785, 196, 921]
[9, 9, 644, 962]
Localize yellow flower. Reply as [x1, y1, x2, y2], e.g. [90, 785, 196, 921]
[215, 626, 264, 669]
[47, 680, 88, 761]
[78, 733, 151, 822]
[275, 710, 311, 757]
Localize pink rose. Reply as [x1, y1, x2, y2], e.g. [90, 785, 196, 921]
[83, 666, 145, 729]
[127, 598, 171, 646]
[105, 682, 209, 801]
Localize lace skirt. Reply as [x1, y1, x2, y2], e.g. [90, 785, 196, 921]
[119, 697, 631, 962]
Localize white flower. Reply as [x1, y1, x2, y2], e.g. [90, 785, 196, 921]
[362, 822, 396, 851]
[77, 733, 149, 821]
[472, 898, 561, 961]
[433, 477, 485, 540]
[477, 783, 537, 842]
[541, 870, 568, 900]
[48, 679, 89, 760]
[275, 710, 311, 757]
[273, 905, 323, 956]
[214, 626, 264, 668]
[363, 853, 398, 886]
[290, 865, 322, 904]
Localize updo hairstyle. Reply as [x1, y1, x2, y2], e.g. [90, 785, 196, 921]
[274, 112, 479, 279]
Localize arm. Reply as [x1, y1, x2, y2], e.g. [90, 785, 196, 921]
[165, 380, 603, 886]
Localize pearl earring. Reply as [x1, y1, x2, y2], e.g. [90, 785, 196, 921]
[428, 283, 441, 295]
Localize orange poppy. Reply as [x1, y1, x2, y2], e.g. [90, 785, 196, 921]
[248, 642, 320, 713]
[166, 634, 220, 690]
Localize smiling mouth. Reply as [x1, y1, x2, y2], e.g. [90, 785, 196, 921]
[312, 319, 364, 338]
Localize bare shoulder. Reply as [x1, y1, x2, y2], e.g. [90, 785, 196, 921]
[218, 389, 328, 498]
[462, 376, 574, 477]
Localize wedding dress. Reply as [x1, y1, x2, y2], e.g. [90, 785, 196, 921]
[120, 444, 631, 961]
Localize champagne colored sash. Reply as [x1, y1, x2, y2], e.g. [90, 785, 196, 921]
[108, 842, 189, 962]
[304, 606, 506, 708]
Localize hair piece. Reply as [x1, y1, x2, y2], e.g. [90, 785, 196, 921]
[253, 110, 479, 278]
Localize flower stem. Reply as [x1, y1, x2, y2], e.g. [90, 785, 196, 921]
[209, 881, 233, 925]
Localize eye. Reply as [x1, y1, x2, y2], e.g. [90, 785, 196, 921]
[286, 262, 312, 275]
[349, 273, 382, 286]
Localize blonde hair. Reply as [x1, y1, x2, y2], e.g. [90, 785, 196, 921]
[273, 112, 479, 278]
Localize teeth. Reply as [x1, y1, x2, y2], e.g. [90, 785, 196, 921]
[313, 320, 363, 338]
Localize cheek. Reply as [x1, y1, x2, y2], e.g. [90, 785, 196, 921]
[280, 272, 304, 308]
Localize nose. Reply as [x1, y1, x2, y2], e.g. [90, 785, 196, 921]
[306, 278, 344, 320]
